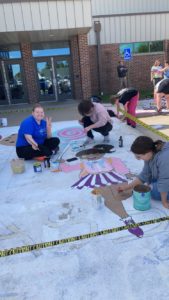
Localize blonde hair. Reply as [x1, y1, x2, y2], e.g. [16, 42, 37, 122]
[32, 104, 43, 112]
[110, 94, 119, 105]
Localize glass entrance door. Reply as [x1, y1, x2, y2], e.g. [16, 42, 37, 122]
[36, 60, 54, 101]
[35, 57, 72, 101]
[0, 67, 7, 105]
[55, 58, 72, 100]
[5, 62, 27, 104]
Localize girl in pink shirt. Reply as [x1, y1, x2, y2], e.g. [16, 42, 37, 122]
[78, 100, 113, 146]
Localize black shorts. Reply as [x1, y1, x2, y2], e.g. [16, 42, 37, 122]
[156, 78, 169, 94]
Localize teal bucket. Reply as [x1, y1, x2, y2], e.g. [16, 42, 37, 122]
[133, 184, 151, 211]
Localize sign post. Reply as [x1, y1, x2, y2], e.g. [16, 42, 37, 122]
[123, 48, 132, 61]
[123, 48, 132, 86]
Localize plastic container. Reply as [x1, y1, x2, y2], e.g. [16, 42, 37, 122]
[133, 184, 151, 211]
[10, 158, 25, 174]
[33, 162, 42, 173]
[50, 161, 60, 172]
[1, 118, 8, 127]
[92, 188, 104, 210]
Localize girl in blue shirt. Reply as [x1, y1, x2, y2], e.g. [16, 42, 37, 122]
[16, 104, 60, 160]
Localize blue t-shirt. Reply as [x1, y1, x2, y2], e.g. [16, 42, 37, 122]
[164, 69, 169, 79]
[16, 116, 47, 147]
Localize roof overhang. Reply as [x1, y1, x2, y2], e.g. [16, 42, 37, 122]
[0, 27, 91, 45]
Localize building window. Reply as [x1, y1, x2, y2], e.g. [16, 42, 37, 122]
[149, 41, 163, 52]
[0, 45, 21, 59]
[32, 42, 70, 57]
[134, 42, 149, 53]
[120, 41, 163, 55]
[120, 43, 133, 55]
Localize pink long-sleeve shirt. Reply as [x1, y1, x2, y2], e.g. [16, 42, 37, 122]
[90, 103, 112, 128]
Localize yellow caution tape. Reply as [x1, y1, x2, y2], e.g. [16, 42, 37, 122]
[0, 216, 169, 257]
[119, 108, 169, 141]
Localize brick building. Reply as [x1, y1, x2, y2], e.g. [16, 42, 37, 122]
[0, 0, 169, 106]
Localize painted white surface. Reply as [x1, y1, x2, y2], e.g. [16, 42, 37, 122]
[0, 0, 92, 33]
[0, 118, 169, 299]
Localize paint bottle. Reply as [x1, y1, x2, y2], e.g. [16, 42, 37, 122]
[96, 194, 104, 209]
[119, 136, 123, 147]
[44, 157, 50, 168]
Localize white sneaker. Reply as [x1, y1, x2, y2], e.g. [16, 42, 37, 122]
[103, 135, 110, 143]
[82, 137, 94, 146]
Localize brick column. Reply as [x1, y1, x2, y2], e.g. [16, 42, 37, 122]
[78, 34, 91, 100]
[70, 36, 82, 100]
[164, 40, 169, 61]
[21, 43, 39, 103]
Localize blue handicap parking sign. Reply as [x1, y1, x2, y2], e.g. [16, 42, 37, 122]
[124, 48, 131, 60]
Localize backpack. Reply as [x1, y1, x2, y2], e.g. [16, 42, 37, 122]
[90, 95, 102, 103]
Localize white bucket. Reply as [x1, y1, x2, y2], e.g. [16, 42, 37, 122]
[1, 118, 8, 127]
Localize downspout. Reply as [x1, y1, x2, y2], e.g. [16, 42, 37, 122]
[94, 21, 103, 96]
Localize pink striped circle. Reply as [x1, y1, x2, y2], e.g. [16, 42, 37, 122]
[57, 127, 85, 140]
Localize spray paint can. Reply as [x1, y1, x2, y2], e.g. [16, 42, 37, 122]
[119, 136, 123, 147]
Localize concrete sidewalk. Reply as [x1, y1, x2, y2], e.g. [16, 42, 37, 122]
[1, 99, 169, 143]
[0, 100, 79, 127]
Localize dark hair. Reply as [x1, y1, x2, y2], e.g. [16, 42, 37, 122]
[32, 104, 43, 112]
[76, 148, 105, 158]
[78, 100, 94, 116]
[131, 136, 164, 154]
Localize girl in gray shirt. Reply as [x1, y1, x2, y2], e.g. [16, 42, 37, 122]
[118, 136, 169, 209]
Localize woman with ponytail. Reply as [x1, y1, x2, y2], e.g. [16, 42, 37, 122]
[118, 136, 169, 209]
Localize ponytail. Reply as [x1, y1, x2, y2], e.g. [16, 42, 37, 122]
[153, 140, 164, 153]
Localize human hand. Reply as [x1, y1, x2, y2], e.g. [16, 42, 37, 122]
[117, 183, 129, 193]
[84, 126, 92, 133]
[32, 144, 39, 150]
[120, 115, 126, 122]
[78, 119, 83, 125]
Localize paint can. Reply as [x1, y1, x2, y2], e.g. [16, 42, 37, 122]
[133, 184, 151, 211]
[1, 118, 8, 127]
[10, 158, 25, 174]
[33, 162, 42, 173]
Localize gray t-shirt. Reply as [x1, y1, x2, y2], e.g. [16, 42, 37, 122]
[138, 142, 169, 192]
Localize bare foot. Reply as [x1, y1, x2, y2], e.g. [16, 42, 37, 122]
[162, 201, 169, 209]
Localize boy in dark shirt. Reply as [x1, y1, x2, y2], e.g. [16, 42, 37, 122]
[117, 61, 128, 88]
